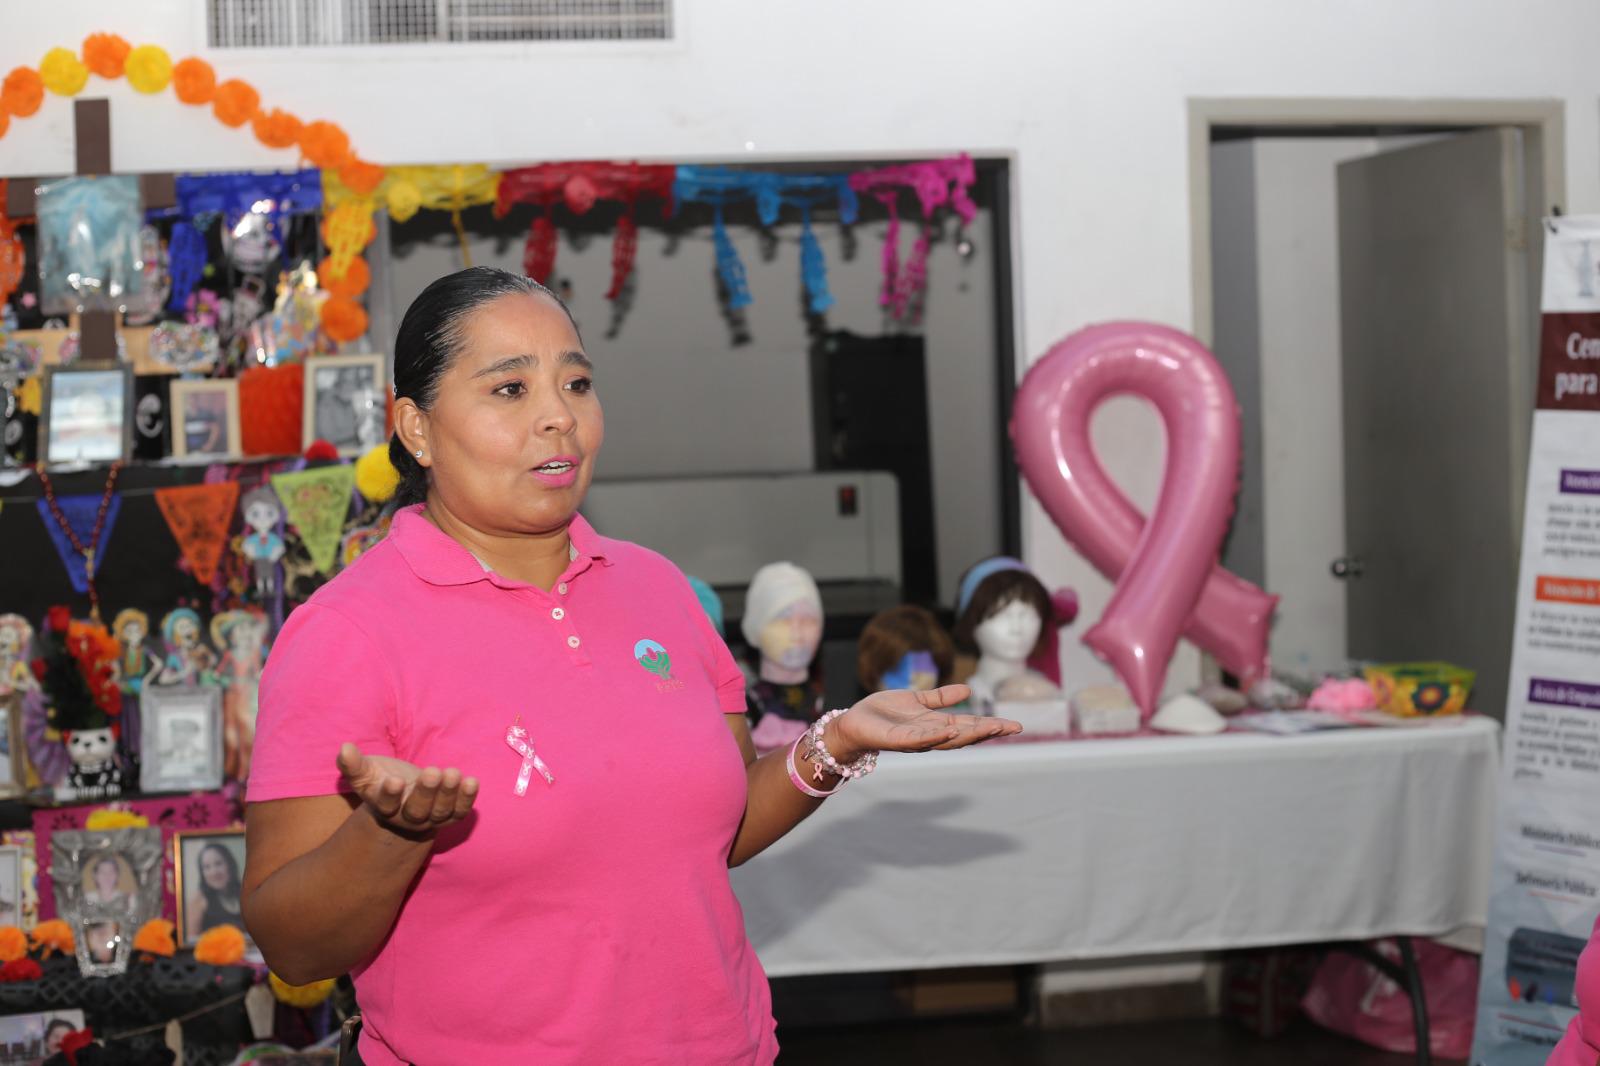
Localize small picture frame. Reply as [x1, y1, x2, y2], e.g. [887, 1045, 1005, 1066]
[0, 694, 26, 799]
[0, 844, 23, 927]
[140, 685, 223, 793]
[75, 907, 131, 977]
[169, 378, 242, 460]
[303, 353, 387, 458]
[38, 363, 134, 464]
[174, 829, 251, 951]
[0, 1010, 87, 1061]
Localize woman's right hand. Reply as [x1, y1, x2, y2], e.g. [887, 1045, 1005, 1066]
[336, 743, 480, 837]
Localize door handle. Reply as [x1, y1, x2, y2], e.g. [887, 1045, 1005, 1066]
[1330, 556, 1365, 580]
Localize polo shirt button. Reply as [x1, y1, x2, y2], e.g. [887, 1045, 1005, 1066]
[567, 635, 581, 649]
[558, 582, 568, 595]
[552, 607, 565, 620]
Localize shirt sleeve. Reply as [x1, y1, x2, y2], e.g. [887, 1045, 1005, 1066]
[247, 602, 400, 802]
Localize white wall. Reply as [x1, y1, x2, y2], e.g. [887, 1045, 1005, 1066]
[383, 204, 1001, 605]
[3, 0, 1592, 692]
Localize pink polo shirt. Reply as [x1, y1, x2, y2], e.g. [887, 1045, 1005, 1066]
[1549, 914, 1600, 1066]
[249, 506, 777, 1065]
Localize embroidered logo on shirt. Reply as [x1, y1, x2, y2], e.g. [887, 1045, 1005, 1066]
[634, 639, 684, 692]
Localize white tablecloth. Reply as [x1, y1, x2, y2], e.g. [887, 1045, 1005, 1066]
[731, 717, 1500, 978]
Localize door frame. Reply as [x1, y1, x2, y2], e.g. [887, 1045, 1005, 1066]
[1187, 97, 1565, 347]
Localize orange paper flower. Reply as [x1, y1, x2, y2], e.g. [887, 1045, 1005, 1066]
[253, 107, 302, 150]
[30, 920, 74, 957]
[0, 926, 27, 963]
[172, 57, 216, 104]
[300, 120, 351, 170]
[320, 296, 369, 343]
[212, 78, 259, 128]
[81, 33, 131, 79]
[318, 254, 370, 298]
[1, 68, 44, 117]
[194, 924, 247, 967]
[132, 919, 176, 957]
[0, 113, 7, 141]
[339, 158, 386, 197]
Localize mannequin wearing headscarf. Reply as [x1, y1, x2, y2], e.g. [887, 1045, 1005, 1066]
[741, 562, 826, 752]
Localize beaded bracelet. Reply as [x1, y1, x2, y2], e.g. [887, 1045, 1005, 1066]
[785, 735, 834, 799]
[800, 708, 880, 784]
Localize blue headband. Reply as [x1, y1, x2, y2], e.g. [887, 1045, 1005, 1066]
[957, 556, 1031, 617]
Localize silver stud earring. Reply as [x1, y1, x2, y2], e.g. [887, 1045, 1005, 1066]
[414, 449, 423, 458]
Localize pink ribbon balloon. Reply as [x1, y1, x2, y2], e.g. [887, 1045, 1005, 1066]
[1010, 322, 1277, 717]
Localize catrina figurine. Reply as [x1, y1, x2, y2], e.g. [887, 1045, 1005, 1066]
[0, 613, 39, 696]
[148, 607, 217, 688]
[238, 486, 287, 604]
[212, 608, 269, 781]
[34, 607, 125, 802]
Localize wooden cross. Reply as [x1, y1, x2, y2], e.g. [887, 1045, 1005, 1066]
[4, 98, 175, 362]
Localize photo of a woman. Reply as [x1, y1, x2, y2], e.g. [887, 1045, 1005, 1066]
[179, 833, 248, 946]
[80, 852, 133, 909]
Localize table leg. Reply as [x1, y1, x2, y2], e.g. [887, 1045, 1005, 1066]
[1324, 938, 1431, 1066]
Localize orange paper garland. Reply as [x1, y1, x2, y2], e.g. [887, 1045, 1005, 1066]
[1, 67, 43, 117]
[172, 57, 216, 104]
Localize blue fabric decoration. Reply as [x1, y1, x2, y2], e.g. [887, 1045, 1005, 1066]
[166, 220, 207, 312]
[36, 493, 123, 595]
[674, 167, 857, 312]
[711, 207, 752, 310]
[175, 168, 322, 226]
[799, 207, 833, 314]
[34, 176, 143, 314]
[957, 556, 1031, 618]
[687, 576, 725, 636]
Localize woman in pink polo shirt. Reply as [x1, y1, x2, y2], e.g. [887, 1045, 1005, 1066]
[242, 266, 1020, 1065]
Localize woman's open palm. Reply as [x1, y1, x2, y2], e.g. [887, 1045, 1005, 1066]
[336, 743, 480, 835]
[834, 684, 1022, 756]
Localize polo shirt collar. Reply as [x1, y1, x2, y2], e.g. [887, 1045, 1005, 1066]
[390, 505, 612, 588]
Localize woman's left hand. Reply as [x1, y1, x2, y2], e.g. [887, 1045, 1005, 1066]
[827, 685, 1021, 762]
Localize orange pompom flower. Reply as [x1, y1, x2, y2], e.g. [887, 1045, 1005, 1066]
[0, 113, 8, 141]
[212, 78, 260, 128]
[194, 924, 247, 967]
[1, 68, 44, 117]
[252, 108, 302, 150]
[318, 254, 370, 298]
[82, 33, 131, 79]
[30, 920, 74, 958]
[339, 158, 385, 197]
[172, 57, 216, 104]
[0, 926, 27, 963]
[299, 120, 351, 170]
[320, 296, 369, 343]
[132, 919, 176, 958]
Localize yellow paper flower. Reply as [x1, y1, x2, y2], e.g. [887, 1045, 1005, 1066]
[0, 926, 27, 963]
[385, 179, 423, 224]
[17, 376, 40, 416]
[270, 971, 336, 1008]
[132, 918, 176, 957]
[30, 919, 75, 957]
[85, 808, 150, 830]
[355, 444, 400, 503]
[39, 48, 88, 97]
[194, 924, 247, 966]
[124, 45, 172, 94]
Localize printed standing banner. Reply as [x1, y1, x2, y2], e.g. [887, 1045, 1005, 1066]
[154, 481, 240, 586]
[1471, 217, 1600, 1063]
[269, 464, 355, 575]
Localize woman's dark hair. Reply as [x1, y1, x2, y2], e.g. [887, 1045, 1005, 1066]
[44, 1018, 73, 1039]
[389, 267, 578, 507]
[198, 842, 242, 907]
[951, 568, 1053, 658]
[856, 605, 955, 692]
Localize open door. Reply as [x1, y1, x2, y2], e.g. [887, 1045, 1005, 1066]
[1337, 127, 1534, 718]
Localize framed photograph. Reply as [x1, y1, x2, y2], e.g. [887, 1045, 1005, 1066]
[304, 353, 386, 458]
[169, 378, 241, 460]
[140, 685, 223, 793]
[38, 363, 134, 464]
[0, 845, 22, 928]
[174, 829, 250, 950]
[0, 1009, 87, 1062]
[0, 694, 25, 799]
[49, 827, 162, 977]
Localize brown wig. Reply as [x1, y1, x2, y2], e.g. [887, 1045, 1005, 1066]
[856, 605, 956, 692]
[952, 568, 1053, 658]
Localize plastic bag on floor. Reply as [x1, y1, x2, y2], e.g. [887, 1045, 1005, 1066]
[1301, 938, 1479, 1058]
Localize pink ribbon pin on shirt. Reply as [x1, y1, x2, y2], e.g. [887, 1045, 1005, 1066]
[506, 717, 554, 795]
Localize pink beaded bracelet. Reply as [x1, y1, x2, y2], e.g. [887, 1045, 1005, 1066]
[801, 709, 879, 783]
